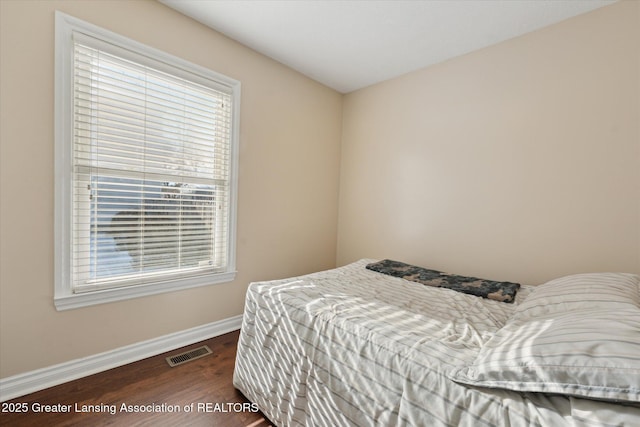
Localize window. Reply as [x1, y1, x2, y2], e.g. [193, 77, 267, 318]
[54, 12, 240, 310]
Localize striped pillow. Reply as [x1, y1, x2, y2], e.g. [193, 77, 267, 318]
[515, 272, 639, 319]
[452, 273, 640, 403]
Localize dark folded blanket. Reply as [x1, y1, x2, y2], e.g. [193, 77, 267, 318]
[366, 259, 520, 303]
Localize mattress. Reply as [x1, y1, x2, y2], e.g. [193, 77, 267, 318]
[233, 259, 640, 426]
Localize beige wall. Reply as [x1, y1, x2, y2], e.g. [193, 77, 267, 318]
[0, 0, 342, 378]
[337, 0, 640, 285]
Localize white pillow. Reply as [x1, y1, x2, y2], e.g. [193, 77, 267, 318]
[515, 272, 639, 319]
[452, 273, 640, 403]
[452, 308, 640, 402]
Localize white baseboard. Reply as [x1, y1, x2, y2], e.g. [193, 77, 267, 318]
[0, 315, 243, 402]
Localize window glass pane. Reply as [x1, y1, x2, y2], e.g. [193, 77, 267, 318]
[71, 35, 232, 291]
[90, 176, 216, 281]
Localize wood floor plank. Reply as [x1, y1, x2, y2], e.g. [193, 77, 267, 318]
[0, 330, 273, 427]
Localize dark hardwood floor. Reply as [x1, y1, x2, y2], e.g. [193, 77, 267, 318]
[0, 330, 273, 426]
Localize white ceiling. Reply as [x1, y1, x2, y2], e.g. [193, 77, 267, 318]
[160, 0, 616, 93]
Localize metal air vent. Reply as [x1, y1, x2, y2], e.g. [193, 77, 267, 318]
[166, 345, 212, 367]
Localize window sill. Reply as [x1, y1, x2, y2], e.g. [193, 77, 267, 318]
[54, 271, 236, 311]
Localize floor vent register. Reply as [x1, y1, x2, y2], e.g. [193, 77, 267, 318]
[166, 345, 213, 367]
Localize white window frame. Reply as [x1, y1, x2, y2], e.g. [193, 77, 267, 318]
[54, 12, 240, 311]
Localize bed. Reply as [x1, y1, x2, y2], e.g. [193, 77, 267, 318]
[233, 259, 640, 426]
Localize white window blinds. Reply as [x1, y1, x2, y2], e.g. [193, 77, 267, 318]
[71, 32, 234, 293]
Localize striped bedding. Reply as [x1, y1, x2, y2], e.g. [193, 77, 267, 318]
[233, 259, 640, 426]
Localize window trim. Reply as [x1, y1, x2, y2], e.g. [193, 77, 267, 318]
[54, 12, 240, 311]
